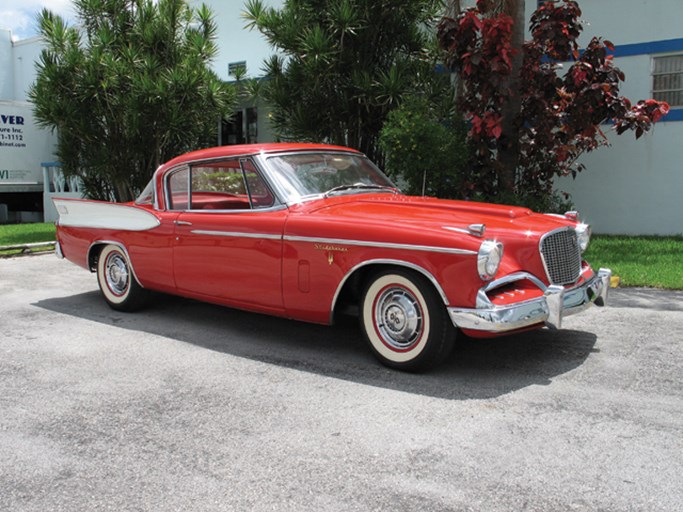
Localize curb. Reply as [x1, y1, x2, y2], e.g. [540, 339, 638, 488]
[0, 241, 56, 257]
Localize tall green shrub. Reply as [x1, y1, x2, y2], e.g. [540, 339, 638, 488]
[379, 96, 469, 198]
[243, 0, 443, 165]
[30, 0, 235, 201]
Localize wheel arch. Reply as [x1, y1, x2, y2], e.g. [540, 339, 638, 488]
[330, 259, 449, 324]
[87, 240, 144, 288]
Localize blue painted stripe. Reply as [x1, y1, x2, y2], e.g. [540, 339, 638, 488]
[662, 108, 683, 122]
[611, 38, 683, 58]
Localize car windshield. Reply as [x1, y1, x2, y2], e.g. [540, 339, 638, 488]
[264, 152, 397, 203]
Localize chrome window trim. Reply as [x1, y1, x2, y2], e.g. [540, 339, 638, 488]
[165, 165, 190, 212]
[254, 150, 399, 205]
[330, 259, 450, 323]
[190, 230, 281, 240]
[283, 235, 477, 256]
[163, 156, 284, 212]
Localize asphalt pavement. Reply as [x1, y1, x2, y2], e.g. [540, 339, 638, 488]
[1, 253, 682, 511]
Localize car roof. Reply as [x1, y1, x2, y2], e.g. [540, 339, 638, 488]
[159, 143, 362, 171]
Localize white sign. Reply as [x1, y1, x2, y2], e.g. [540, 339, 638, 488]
[0, 100, 57, 188]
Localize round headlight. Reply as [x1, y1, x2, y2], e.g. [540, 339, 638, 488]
[477, 240, 504, 281]
[575, 223, 591, 253]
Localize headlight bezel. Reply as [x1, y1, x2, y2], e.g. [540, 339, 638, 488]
[575, 223, 591, 253]
[477, 240, 504, 281]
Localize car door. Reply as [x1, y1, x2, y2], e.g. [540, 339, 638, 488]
[168, 157, 287, 313]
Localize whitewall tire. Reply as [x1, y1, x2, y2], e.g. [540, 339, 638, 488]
[96, 244, 148, 311]
[360, 269, 455, 371]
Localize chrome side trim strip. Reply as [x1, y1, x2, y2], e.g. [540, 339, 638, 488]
[190, 230, 282, 240]
[329, 259, 450, 323]
[284, 235, 477, 256]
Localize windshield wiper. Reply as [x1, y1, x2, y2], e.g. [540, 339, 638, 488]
[324, 183, 397, 198]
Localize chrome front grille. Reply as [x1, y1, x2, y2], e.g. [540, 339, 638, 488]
[540, 228, 581, 285]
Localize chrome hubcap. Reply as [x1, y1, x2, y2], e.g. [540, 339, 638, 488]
[105, 253, 129, 295]
[375, 287, 423, 350]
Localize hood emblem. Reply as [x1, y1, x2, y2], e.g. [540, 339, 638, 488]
[468, 224, 486, 237]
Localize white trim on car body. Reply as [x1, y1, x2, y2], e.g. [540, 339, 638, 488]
[190, 230, 282, 240]
[53, 199, 160, 231]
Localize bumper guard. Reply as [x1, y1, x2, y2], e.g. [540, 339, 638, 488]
[448, 268, 612, 333]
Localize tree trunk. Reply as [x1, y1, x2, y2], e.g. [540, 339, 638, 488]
[496, 0, 525, 195]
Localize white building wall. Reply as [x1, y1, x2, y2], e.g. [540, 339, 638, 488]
[189, 0, 283, 81]
[0, 29, 14, 99]
[571, 0, 680, 46]
[0, 30, 58, 211]
[552, 0, 683, 235]
[12, 36, 43, 101]
[523, 0, 680, 46]
[556, 123, 681, 235]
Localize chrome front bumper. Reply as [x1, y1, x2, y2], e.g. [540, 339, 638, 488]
[448, 268, 612, 333]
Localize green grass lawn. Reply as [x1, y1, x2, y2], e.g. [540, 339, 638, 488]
[585, 235, 683, 290]
[0, 222, 56, 245]
[0, 222, 56, 255]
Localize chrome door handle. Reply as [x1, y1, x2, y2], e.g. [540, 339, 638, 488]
[174, 220, 193, 226]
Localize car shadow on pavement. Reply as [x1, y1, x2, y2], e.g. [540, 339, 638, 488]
[34, 290, 598, 401]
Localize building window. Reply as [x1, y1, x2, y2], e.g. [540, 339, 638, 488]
[221, 108, 258, 145]
[653, 54, 683, 107]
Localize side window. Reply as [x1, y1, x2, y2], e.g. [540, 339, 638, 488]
[168, 168, 189, 210]
[193, 161, 245, 191]
[167, 159, 275, 211]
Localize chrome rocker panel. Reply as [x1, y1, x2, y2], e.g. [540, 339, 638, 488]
[448, 268, 612, 333]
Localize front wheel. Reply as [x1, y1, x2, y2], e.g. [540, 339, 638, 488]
[96, 244, 148, 311]
[360, 269, 455, 372]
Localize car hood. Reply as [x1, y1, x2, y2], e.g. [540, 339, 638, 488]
[290, 194, 573, 242]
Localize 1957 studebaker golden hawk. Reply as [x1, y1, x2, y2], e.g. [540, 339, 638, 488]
[54, 143, 611, 371]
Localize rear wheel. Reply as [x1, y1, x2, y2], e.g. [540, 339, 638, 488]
[96, 244, 148, 311]
[360, 269, 455, 372]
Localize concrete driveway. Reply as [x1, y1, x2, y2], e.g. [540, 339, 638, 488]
[1, 254, 682, 511]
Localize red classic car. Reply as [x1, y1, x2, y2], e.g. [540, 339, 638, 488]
[54, 143, 611, 371]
